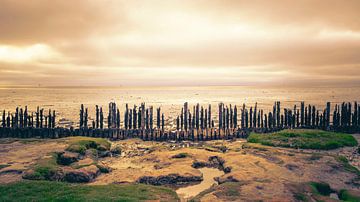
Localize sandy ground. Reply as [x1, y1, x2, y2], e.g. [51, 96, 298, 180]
[0, 139, 66, 184]
[0, 137, 359, 201]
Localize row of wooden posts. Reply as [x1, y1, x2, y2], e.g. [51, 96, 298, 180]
[1, 107, 56, 129]
[1, 101, 360, 141]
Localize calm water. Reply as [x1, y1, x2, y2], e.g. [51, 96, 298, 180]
[0, 86, 359, 128]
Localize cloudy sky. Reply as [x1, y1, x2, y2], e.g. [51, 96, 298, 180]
[0, 0, 360, 87]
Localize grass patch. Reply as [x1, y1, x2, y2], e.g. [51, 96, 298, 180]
[334, 156, 360, 176]
[339, 189, 360, 202]
[248, 129, 358, 150]
[0, 180, 179, 202]
[23, 153, 61, 180]
[309, 182, 332, 196]
[65, 137, 111, 154]
[0, 164, 10, 170]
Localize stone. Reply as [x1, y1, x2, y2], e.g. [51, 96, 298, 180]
[57, 152, 79, 166]
[64, 165, 100, 183]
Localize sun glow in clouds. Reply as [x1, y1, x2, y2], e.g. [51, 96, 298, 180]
[0, 44, 59, 63]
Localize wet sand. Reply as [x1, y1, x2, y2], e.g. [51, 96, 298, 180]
[176, 167, 224, 200]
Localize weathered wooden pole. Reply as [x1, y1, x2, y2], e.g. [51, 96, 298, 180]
[150, 106, 153, 130]
[201, 106, 204, 129]
[36, 106, 40, 128]
[196, 103, 200, 130]
[117, 108, 120, 128]
[301, 102, 305, 126]
[133, 105, 137, 129]
[249, 107, 253, 128]
[234, 105, 238, 128]
[204, 108, 208, 129]
[100, 107, 104, 129]
[19, 108, 23, 128]
[24, 106, 28, 128]
[208, 104, 211, 128]
[40, 109, 44, 128]
[184, 102, 188, 131]
[2, 110, 6, 127]
[260, 109, 263, 128]
[84, 108, 88, 129]
[129, 109, 133, 129]
[180, 108, 184, 130]
[156, 107, 161, 129]
[52, 110, 56, 128]
[161, 113, 165, 131]
[219, 103, 223, 130]
[264, 114, 268, 128]
[326, 102, 331, 128]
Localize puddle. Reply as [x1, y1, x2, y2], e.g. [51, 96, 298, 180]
[176, 167, 224, 201]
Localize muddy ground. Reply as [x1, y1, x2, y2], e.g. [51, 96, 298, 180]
[0, 136, 359, 201]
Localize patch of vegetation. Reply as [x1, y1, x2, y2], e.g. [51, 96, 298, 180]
[293, 192, 307, 201]
[23, 154, 61, 180]
[65, 137, 111, 154]
[339, 189, 360, 202]
[0, 180, 179, 202]
[309, 182, 332, 196]
[248, 129, 358, 150]
[334, 156, 360, 176]
[172, 152, 190, 158]
[0, 164, 10, 170]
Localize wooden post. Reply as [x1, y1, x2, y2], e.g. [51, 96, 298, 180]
[150, 106, 153, 130]
[254, 102, 257, 128]
[176, 116, 180, 131]
[133, 105, 137, 129]
[249, 107, 253, 128]
[301, 102, 305, 126]
[156, 107, 161, 129]
[40, 109, 44, 128]
[208, 104, 211, 128]
[2, 110, 6, 128]
[204, 108, 208, 129]
[201, 106, 204, 129]
[196, 103, 200, 130]
[326, 102, 331, 128]
[234, 105, 238, 128]
[184, 102, 188, 131]
[100, 107, 104, 129]
[219, 103, 223, 130]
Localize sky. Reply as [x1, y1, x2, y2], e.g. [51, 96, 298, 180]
[0, 0, 360, 87]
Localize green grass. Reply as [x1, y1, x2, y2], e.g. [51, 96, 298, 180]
[309, 182, 332, 196]
[22, 153, 61, 180]
[248, 129, 358, 150]
[339, 189, 360, 202]
[334, 156, 360, 176]
[65, 137, 111, 154]
[0, 180, 179, 202]
[0, 164, 10, 170]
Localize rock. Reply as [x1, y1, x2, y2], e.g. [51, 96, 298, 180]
[223, 166, 232, 173]
[98, 151, 111, 158]
[57, 152, 79, 166]
[172, 153, 189, 158]
[192, 161, 208, 168]
[285, 164, 299, 171]
[215, 176, 239, 184]
[137, 174, 203, 186]
[96, 163, 112, 173]
[64, 165, 100, 183]
[110, 146, 122, 155]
